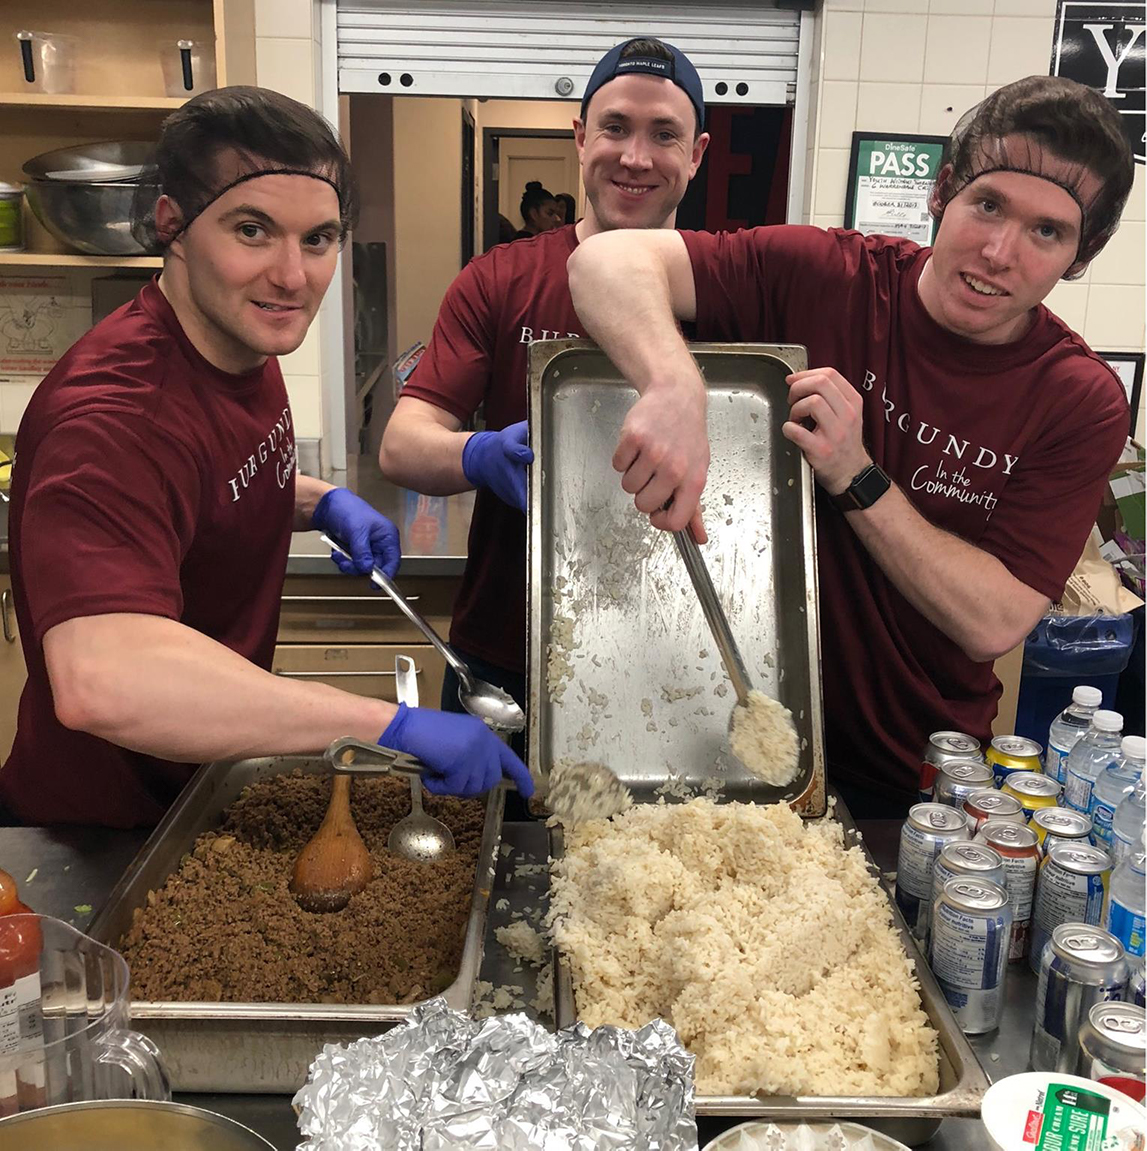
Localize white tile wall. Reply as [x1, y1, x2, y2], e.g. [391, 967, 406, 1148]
[818, 81, 860, 150]
[1088, 223, 1146, 286]
[930, 0, 992, 14]
[823, 12, 863, 81]
[1043, 281, 1090, 333]
[278, 324, 321, 376]
[925, 17, 992, 86]
[856, 82, 921, 133]
[814, 148, 853, 217]
[918, 84, 985, 135]
[860, 15, 928, 83]
[987, 17, 1057, 87]
[1085, 285, 1147, 350]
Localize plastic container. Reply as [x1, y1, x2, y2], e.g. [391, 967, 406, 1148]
[1113, 776, 1146, 865]
[1105, 840, 1145, 959]
[981, 1071, 1146, 1150]
[1064, 710, 1124, 814]
[1045, 685, 1103, 785]
[158, 38, 216, 98]
[1092, 736, 1145, 850]
[13, 30, 77, 95]
[0, 184, 23, 253]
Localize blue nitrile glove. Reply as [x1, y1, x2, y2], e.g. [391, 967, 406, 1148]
[312, 487, 401, 580]
[461, 421, 533, 514]
[379, 703, 535, 799]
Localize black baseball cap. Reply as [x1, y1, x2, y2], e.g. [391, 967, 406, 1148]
[580, 38, 705, 134]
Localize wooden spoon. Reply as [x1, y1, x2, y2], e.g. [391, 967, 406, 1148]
[290, 774, 373, 913]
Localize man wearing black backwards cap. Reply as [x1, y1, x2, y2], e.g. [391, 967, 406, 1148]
[380, 39, 710, 745]
[568, 76, 1134, 816]
[1, 87, 532, 826]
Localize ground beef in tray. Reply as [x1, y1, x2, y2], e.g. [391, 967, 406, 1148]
[119, 773, 486, 1005]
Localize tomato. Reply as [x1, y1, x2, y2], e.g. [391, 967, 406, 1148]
[0, 871, 19, 917]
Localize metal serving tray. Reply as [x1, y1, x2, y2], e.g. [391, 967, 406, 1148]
[87, 755, 504, 1093]
[551, 796, 991, 1145]
[527, 341, 825, 813]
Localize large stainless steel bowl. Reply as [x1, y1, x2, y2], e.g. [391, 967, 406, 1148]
[22, 140, 154, 183]
[24, 180, 156, 255]
[0, 1099, 275, 1150]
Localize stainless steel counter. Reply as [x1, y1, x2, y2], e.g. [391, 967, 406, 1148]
[0, 819, 1032, 1149]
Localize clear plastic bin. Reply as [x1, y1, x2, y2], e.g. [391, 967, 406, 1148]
[13, 30, 77, 95]
[159, 38, 217, 98]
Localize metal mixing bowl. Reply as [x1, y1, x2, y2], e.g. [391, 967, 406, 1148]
[0, 1099, 275, 1150]
[22, 140, 154, 183]
[24, 180, 156, 255]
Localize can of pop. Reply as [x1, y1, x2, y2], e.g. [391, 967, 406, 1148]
[919, 731, 984, 803]
[976, 820, 1040, 962]
[895, 803, 971, 941]
[1001, 772, 1062, 821]
[963, 789, 1026, 833]
[935, 760, 995, 809]
[987, 735, 1044, 787]
[930, 877, 1012, 1034]
[1032, 808, 1093, 857]
[1078, 1000, 1146, 1101]
[1030, 842, 1113, 973]
[1030, 924, 1128, 1074]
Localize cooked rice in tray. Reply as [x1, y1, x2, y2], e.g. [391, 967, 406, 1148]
[548, 798, 939, 1098]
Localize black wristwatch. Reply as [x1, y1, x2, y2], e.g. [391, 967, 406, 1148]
[831, 462, 891, 512]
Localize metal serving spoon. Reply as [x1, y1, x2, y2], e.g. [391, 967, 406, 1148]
[388, 655, 456, 862]
[320, 535, 525, 733]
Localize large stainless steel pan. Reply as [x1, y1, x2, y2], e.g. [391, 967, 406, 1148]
[87, 754, 503, 1092]
[551, 796, 991, 1145]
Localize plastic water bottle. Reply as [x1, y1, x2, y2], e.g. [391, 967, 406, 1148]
[1064, 710, 1124, 814]
[1091, 735, 1145, 850]
[1113, 775, 1147, 865]
[1045, 685, 1103, 785]
[1104, 833, 1145, 959]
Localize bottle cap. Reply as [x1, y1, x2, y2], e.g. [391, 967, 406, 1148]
[1122, 735, 1146, 761]
[1072, 685, 1103, 707]
[1093, 710, 1123, 732]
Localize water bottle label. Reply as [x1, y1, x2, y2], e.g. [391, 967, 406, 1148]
[1046, 743, 1070, 785]
[1091, 803, 1116, 846]
[1064, 769, 1094, 813]
[1109, 901, 1146, 958]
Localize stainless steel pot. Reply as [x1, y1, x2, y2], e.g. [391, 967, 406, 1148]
[0, 1100, 275, 1150]
[24, 180, 154, 256]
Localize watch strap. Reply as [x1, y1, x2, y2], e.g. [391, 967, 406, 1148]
[831, 462, 891, 511]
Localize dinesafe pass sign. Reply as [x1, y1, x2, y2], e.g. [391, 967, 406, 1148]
[1052, 1, 1146, 163]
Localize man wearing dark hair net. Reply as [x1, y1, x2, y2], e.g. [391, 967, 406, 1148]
[566, 75, 1135, 816]
[0, 86, 532, 826]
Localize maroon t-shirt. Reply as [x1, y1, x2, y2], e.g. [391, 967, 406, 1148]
[402, 226, 583, 673]
[683, 226, 1129, 803]
[1, 280, 296, 827]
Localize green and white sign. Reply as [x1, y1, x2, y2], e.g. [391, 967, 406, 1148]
[845, 134, 947, 246]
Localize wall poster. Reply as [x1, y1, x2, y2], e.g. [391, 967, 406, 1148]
[844, 133, 947, 246]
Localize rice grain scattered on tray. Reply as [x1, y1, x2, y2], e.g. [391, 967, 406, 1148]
[548, 798, 939, 1098]
[730, 689, 800, 786]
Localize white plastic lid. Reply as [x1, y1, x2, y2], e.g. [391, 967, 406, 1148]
[1121, 735, 1146, 761]
[1073, 685, 1103, 707]
[981, 1072, 1146, 1151]
[1093, 709, 1123, 732]
[0, 182, 22, 196]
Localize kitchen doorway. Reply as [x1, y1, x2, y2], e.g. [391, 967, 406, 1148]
[482, 128, 581, 252]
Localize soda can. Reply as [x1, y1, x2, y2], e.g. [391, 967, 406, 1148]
[919, 731, 984, 803]
[1130, 960, 1145, 1009]
[963, 789, 1026, 833]
[1001, 772, 1062, 822]
[976, 820, 1040, 962]
[930, 877, 1011, 1034]
[1030, 924, 1128, 1074]
[987, 735, 1044, 787]
[1078, 1001, 1146, 1101]
[895, 803, 971, 941]
[934, 760, 995, 809]
[1032, 808, 1093, 857]
[1030, 843, 1113, 973]
[928, 841, 1006, 954]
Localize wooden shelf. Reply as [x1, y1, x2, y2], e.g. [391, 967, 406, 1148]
[0, 252, 162, 269]
[0, 94, 184, 112]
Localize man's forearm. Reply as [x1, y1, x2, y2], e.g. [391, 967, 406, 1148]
[567, 231, 697, 396]
[379, 411, 473, 495]
[845, 486, 1049, 663]
[46, 614, 396, 762]
[294, 473, 335, 530]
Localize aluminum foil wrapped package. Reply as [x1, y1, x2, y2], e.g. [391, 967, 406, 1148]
[294, 997, 697, 1151]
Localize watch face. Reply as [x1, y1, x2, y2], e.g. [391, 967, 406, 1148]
[836, 464, 890, 511]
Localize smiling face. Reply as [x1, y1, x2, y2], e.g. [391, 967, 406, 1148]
[919, 145, 1101, 345]
[157, 168, 342, 373]
[575, 74, 708, 235]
